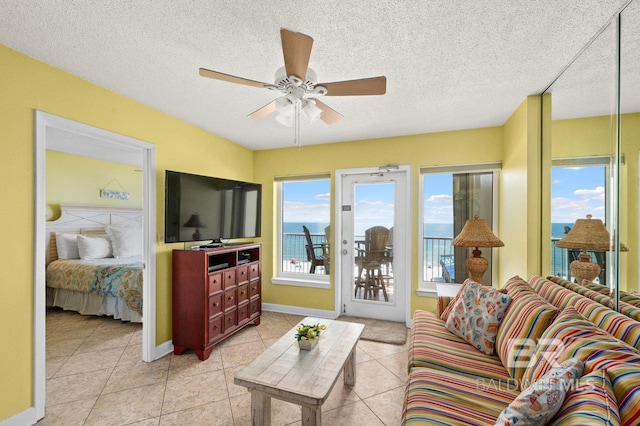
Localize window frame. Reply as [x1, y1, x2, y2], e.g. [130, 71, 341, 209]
[272, 175, 331, 289]
[418, 163, 501, 296]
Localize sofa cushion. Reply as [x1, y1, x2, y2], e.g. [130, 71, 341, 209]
[495, 291, 558, 388]
[523, 308, 640, 385]
[439, 280, 471, 321]
[445, 281, 511, 355]
[495, 358, 584, 426]
[502, 275, 530, 294]
[409, 310, 513, 383]
[403, 367, 519, 425]
[549, 370, 620, 426]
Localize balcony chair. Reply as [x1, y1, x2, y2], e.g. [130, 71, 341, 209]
[303, 225, 326, 274]
[354, 226, 390, 301]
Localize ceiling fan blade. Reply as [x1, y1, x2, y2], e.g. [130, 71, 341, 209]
[248, 100, 277, 118]
[314, 99, 344, 124]
[280, 28, 314, 80]
[199, 68, 269, 89]
[318, 76, 387, 96]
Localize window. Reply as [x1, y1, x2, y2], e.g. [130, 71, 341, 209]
[273, 176, 331, 287]
[551, 158, 608, 283]
[419, 164, 500, 295]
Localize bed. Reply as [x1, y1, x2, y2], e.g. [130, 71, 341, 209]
[45, 205, 144, 323]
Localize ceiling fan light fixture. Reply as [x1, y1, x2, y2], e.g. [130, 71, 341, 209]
[303, 99, 323, 123]
[276, 112, 294, 127]
[275, 94, 297, 116]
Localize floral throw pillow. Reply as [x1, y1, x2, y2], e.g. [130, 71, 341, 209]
[445, 281, 511, 355]
[495, 358, 584, 426]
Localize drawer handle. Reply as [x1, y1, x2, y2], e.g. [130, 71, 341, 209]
[213, 325, 218, 330]
[213, 302, 219, 307]
[241, 291, 245, 295]
[213, 279, 218, 284]
[228, 296, 234, 301]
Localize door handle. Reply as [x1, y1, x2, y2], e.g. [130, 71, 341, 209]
[342, 249, 348, 255]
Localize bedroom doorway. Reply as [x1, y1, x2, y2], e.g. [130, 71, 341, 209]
[33, 111, 157, 420]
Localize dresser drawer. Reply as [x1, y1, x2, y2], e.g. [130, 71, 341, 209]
[223, 287, 236, 311]
[208, 272, 223, 295]
[249, 262, 260, 281]
[208, 293, 223, 317]
[224, 309, 237, 331]
[237, 283, 249, 304]
[249, 280, 260, 299]
[208, 315, 223, 343]
[237, 301, 249, 324]
[249, 297, 261, 318]
[237, 264, 249, 285]
[223, 269, 236, 289]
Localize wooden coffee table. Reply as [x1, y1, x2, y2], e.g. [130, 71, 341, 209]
[234, 317, 365, 426]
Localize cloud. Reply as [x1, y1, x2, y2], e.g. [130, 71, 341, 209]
[427, 194, 453, 202]
[315, 193, 330, 201]
[283, 200, 330, 222]
[574, 186, 605, 200]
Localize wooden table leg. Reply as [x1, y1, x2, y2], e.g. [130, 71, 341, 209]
[301, 405, 321, 426]
[344, 347, 356, 386]
[250, 390, 271, 426]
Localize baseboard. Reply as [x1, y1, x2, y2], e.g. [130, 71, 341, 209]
[0, 406, 38, 426]
[262, 303, 337, 319]
[153, 340, 174, 361]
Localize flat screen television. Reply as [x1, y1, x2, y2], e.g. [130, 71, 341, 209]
[164, 170, 261, 245]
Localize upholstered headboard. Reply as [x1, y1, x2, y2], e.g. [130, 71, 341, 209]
[46, 204, 143, 264]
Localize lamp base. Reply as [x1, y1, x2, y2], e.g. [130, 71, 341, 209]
[466, 249, 488, 284]
[570, 251, 600, 284]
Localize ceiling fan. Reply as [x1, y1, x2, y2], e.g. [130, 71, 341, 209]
[199, 28, 386, 141]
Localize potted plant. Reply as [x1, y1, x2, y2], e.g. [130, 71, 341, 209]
[295, 322, 327, 350]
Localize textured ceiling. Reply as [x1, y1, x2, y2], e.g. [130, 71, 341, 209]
[0, 0, 632, 150]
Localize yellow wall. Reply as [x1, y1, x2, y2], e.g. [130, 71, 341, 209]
[46, 151, 144, 218]
[0, 43, 254, 420]
[499, 96, 542, 283]
[253, 127, 505, 316]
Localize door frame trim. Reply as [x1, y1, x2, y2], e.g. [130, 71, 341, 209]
[334, 166, 412, 326]
[32, 111, 157, 423]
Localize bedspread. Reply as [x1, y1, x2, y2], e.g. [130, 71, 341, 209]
[46, 258, 143, 314]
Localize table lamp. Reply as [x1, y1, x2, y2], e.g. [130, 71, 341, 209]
[555, 214, 610, 283]
[183, 213, 207, 240]
[451, 214, 504, 284]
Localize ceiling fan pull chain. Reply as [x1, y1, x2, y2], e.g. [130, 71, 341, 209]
[295, 100, 301, 147]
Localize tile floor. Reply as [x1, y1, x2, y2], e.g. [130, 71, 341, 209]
[41, 308, 408, 425]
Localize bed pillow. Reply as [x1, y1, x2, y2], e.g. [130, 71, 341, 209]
[77, 234, 113, 259]
[495, 358, 584, 426]
[106, 225, 142, 258]
[445, 281, 511, 355]
[55, 233, 80, 259]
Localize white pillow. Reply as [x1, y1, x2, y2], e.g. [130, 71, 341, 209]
[77, 234, 113, 260]
[106, 226, 142, 258]
[55, 233, 80, 259]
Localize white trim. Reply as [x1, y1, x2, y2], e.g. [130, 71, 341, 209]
[153, 339, 174, 360]
[0, 408, 37, 426]
[33, 111, 158, 424]
[271, 276, 331, 288]
[262, 303, 336, 319]
[335, 166, 412, 327]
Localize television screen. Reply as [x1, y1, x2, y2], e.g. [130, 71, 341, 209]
[164, 170, 261, 244]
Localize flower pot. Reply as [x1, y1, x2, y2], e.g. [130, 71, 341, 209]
[297, 338, 318, 350]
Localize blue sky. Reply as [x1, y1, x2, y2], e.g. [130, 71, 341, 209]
[283, 166, 606, 225]
[551, 166, 605, 223]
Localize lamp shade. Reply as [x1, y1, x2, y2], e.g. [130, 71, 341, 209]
[183, 214, 207, 229]
[556, 214, 609, 251]
[451, 215, 504, 248]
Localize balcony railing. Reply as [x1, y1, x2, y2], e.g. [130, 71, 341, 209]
[282, 233, 594, 283]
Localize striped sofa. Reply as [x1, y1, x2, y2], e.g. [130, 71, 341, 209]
[402, 275, 640, 425]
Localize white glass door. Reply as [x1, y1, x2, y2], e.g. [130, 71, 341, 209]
[337, 167, 409, 322]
